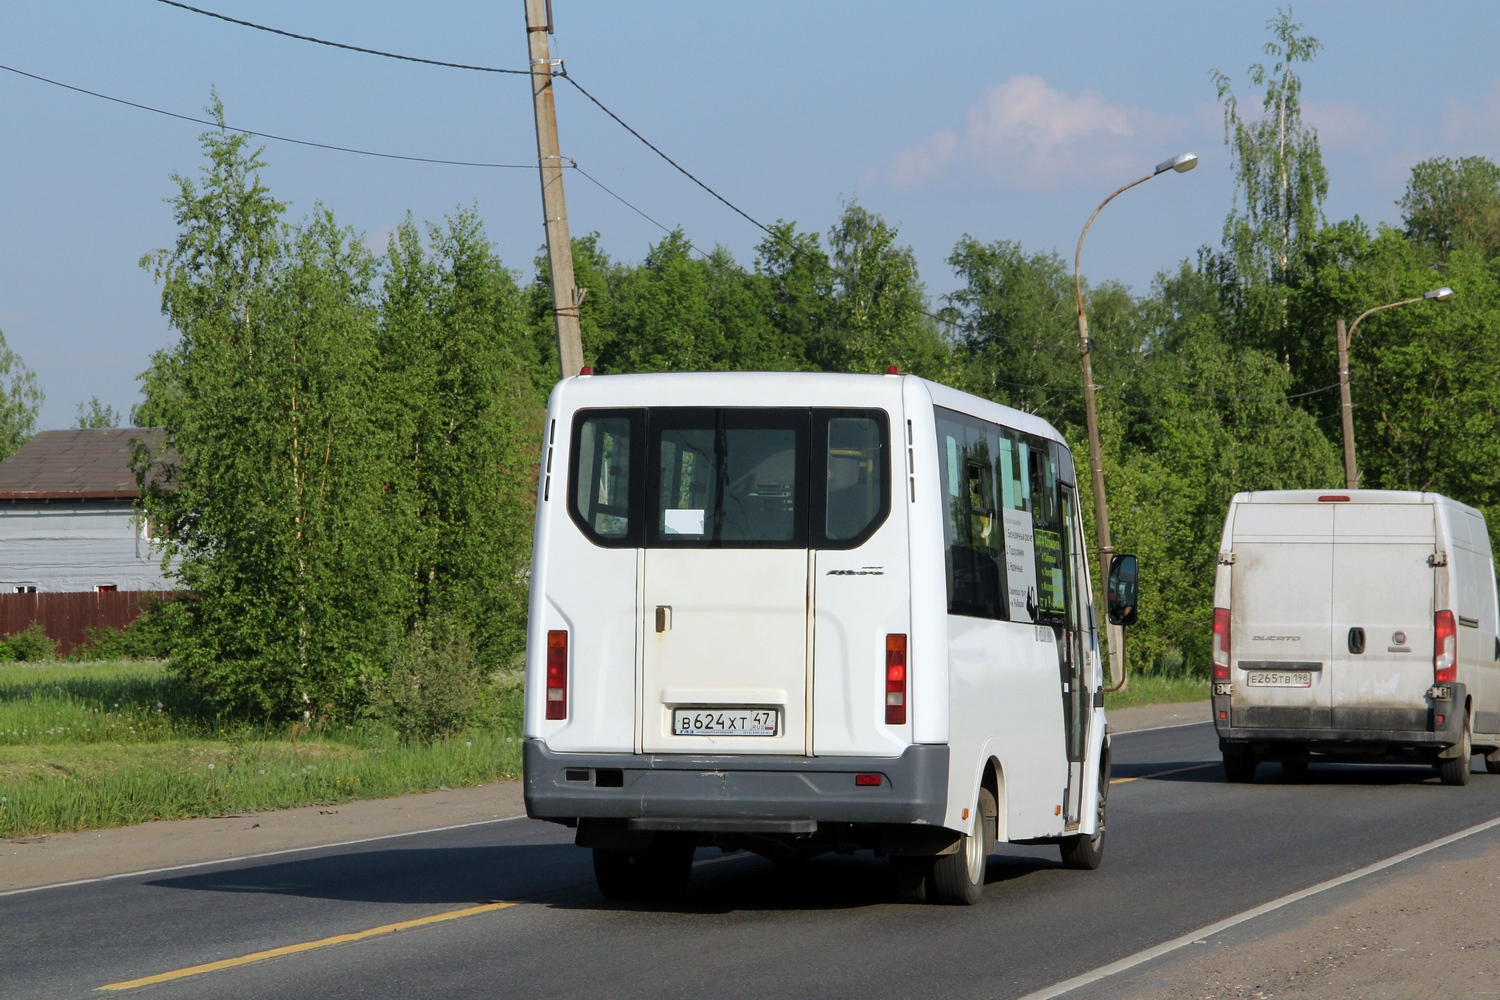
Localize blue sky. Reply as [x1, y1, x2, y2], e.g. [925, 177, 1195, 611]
[2, 1, 1499, 427]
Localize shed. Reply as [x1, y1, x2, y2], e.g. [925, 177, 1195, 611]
[0, 428, 174, 593]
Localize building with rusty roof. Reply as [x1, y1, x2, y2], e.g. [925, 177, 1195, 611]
[0, 428, 174, 594]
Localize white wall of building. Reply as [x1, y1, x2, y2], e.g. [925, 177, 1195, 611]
[0, 502, 174, 592]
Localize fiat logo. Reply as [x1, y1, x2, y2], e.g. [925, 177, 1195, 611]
[1392, 631, 1407, 645]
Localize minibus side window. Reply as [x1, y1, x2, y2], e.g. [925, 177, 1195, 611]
[569, 410, 642, 546]
[823, 415, 886, 542]
[1031, 437, 1068, 623]
[935, 408, 1008, 620]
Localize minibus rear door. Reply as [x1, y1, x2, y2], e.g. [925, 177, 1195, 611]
[639, 409, 812, 755]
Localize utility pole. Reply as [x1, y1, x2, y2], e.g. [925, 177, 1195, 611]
[1074, 152, 1197, 692]
[525, 0, 585, 379]
[1335, 317, 1357, 489]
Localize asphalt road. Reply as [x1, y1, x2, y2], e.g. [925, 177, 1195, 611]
[10, 722, 1500, 1000]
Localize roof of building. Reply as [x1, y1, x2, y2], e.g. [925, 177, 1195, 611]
[0, 429, 171, 501]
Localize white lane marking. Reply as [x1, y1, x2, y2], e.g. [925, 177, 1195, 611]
[0, 814, 527, 899]
[1011, 812, 1500, 1000]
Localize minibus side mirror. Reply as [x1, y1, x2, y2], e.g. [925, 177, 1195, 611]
[1107, 554, 1139, 626]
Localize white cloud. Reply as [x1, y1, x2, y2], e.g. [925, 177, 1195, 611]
[1303, 100, 1389, 153]
[878, 75, 1176, 191]
[1441, 77, 1500, 149]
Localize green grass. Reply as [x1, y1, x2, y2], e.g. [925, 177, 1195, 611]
[1103, 674, 1210, 711]
[0, 660, 523, 838]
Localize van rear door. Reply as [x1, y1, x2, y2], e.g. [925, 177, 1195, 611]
[1231, 502, 1334, 729]
[1328, 502, 1436, 731]
[639, 409, 811, 755]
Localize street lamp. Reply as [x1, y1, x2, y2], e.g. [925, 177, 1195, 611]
[1335, 287, 1454, 489]
[1074, 152, 1197, 692]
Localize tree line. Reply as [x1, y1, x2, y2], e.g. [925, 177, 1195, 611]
[0, 12, 1494, 718]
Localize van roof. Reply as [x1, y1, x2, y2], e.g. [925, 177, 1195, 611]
[550, 371, 1067, 446]
[1230, 488, 1480, 516]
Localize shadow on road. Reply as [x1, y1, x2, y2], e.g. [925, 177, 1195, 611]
[147, 840, 1066, 915]
[149, 843, 589, 905]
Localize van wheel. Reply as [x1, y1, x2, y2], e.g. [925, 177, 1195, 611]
[1223, 746, 1257, 783]
[1438, 719, 1473, 787]
[593, 842, 694, 900]
[1061, 749, 1109, 870]
[1486, 751, 1500, 775]
[929, 788, 996, 905]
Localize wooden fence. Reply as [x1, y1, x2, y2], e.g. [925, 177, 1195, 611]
[0, 591, 172, 655]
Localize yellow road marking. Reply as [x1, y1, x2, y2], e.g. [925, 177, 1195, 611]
[1111, 762, 1218, 785]
[97, 901, 517, 991]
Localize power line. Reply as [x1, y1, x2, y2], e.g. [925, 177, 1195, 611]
[153, 0, 531, 75]
[0, 63, 539, 170]
[128, 4, 1354, 406]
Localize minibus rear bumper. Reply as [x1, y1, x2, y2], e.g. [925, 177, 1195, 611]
[523, 739, 948, 831]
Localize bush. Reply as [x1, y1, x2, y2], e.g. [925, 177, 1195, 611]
[371, 615, 484, 743]
[7, 622, 57, 662]
[69, 605, 173, 662]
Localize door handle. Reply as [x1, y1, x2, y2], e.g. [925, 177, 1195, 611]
[1347, 627, 1365, 654]
[655, 606, 672, 633]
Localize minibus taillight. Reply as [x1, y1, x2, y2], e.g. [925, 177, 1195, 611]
[1212, 607, 1231, 681]
[885, 634, 907, 725]
[546, 630, 568, 720]
[1434, 610, 1457, 684]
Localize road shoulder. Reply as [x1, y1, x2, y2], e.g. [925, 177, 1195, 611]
[1108, 700, 1209, 734]
[1, 779, 525, 894]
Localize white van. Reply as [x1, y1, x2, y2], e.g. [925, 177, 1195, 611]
[522, 372, 1127, 903]
[1212, 489, 1500, 784]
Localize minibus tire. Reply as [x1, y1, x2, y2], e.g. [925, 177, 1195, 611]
[1061, 751, 1108, 870]
[1222, 746, 1257, 783]
[889, 857, 931, 904]
[592, 842, 694, 901]
[1438, 720, 1473, 787]
[929, 788, 996, 905]
[593, 847, 648, 900]
[1486, 752, 1500, 775]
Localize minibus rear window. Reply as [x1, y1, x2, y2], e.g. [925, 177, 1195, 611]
[574, 414, 637, 541]
[568, 407, 889, 549]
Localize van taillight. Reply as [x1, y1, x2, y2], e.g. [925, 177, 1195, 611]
[1434, 610, 1457, 684]
[1212, 608, 1231, 681]
[546, 630, 568, 720]
[885, 634, 907, 725]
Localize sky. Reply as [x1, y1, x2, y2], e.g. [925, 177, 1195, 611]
[2, 1, 1499, 428]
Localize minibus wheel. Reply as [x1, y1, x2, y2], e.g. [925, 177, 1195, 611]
[1438, 718, 1473, 787]
[1486, 750, 1500, 775]
[592, 841, 694, 900]
[929, 788, 996, 905]
[1222, 745, 1257, 783]
[1061, 749, 1109, 870]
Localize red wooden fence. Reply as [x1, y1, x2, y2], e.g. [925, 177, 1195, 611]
[0, 591, 172, 655]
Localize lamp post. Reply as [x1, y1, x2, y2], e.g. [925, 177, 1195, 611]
[1075, 152, 1197, 691]
[1336, 287, 1454, 489]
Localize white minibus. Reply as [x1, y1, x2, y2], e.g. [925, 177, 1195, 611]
[1212, 489, 1500, 784]
[523, 372, 1127, 903]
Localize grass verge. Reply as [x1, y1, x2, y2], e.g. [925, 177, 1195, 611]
[1104, 674, 1209, 711]
[0, 660, 522, 838]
